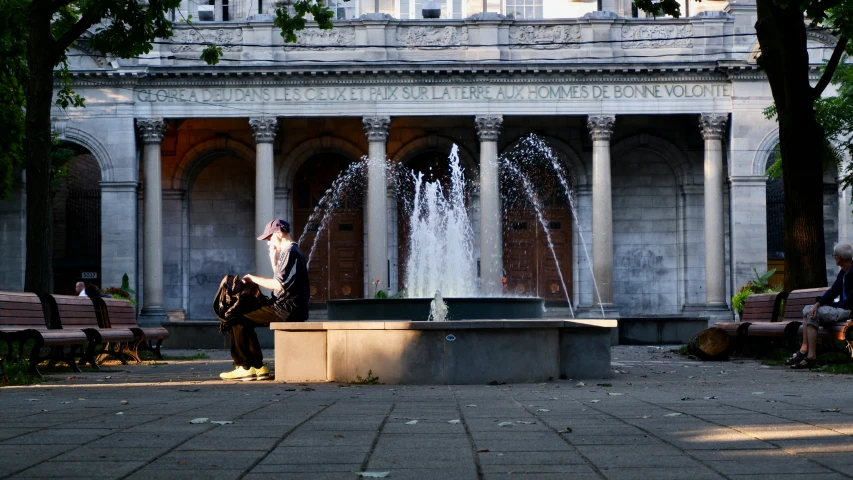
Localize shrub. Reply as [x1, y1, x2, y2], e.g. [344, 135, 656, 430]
[104, 273, 137, 306]
[731, 268, 780, 315]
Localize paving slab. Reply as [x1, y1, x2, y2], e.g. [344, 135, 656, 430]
[1, 346, 852, 480]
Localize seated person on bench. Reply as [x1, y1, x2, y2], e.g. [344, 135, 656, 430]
[219, 219, 310, 381]
[789, 243, 853, 369]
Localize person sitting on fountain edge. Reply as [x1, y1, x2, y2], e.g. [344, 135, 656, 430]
[220, 219, 310, 381]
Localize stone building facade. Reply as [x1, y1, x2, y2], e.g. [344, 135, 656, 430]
[0, 0, 849, 325]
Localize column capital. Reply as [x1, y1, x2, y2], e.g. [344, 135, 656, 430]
[363, 116, 391, 142]
[587, 115, 615, 141]
[249, 117, 279, 143]
[136, 118, 165, 144]
[699, 113, 728, 140]
[474, 115, 503, 142]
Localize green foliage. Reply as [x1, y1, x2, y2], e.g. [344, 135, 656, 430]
[0, 0, 27, 200]
[0, 359, 45, 386]
[0, 340, 45, 386]
[200, 44, 223, 65]
[374, 289, 388, 299]
[351, 369, 380, 385]
[390, 290, 408, 299]
[731, 268, 779, 315]
[105, 273, 137, 305]
[274, 0, 347, 43]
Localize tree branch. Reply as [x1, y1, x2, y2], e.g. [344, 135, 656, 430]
[52, 14, 97, 61]
[50, 0, 78, 12]
[812, 36, 849, 100]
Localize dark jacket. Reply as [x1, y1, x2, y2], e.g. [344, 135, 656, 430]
[818, 269, 853, 311]
[212, 274, 267, 332]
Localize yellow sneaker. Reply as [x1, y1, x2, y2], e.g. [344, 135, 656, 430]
[251, 366, 270, 381]
[220, 366, 255, 381]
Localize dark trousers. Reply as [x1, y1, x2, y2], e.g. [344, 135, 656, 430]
[229, 305, 292, 368]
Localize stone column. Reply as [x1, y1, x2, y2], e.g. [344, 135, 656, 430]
[475, 115, 503, 295]
[363, 116, 391, 296]
[587, 115, 616, 309]
[699, 113, 728, 307]
[249, 117, 278, 280]
[137, 118, 166, 325]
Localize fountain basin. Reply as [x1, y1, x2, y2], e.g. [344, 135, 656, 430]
[271, 319, 616, 384]
[327, 297, 545, 321]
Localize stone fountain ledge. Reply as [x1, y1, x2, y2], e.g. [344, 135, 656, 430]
[271, 319, 616, 384]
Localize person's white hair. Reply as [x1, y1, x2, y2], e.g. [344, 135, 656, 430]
[833, 243, 853, 261]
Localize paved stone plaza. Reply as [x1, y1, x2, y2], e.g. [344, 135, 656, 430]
[2, 346, 852, 480]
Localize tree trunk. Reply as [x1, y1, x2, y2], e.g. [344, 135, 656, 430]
[24, 3, 56, 295]
[755, 0, 827, 291]
[687, 328, 729, 360]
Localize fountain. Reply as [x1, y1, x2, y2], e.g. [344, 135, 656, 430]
[326, 144, 545, 321]
[271, 136, 615, 384]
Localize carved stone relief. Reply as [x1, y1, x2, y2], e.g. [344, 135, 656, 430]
[620, 24, 693, 49]
[170, 28, 244, 52]
[283, 27, 356, 51]
[396, 26, 469, 49]
[509, 25, 581, 49]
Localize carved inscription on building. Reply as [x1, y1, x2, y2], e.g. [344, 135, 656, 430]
[509, 25, 581, 49]
[171, 29, 244, 52]
[135, 83, 730, 103]
[396, 26, 468, 48]
[282, 27, 356, 50]
[621, 24, 693, 48]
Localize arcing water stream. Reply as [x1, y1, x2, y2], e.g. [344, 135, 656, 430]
[296, 135, 604, 318]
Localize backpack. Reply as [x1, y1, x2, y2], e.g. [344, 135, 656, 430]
[212, 274, 266, 333]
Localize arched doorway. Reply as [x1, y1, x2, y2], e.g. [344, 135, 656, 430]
[187, 154, 255, 319]
[51, 148, 102, 295]
[293, 153, 364, 303]
[501, 165, 573, 302]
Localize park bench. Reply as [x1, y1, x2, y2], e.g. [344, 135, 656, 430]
[789, 288, 853, 356]
[0, 292, 90, 377]
[741, 288, 823, 349]
[90, 296, 169, 361]
[715, 292, 784, 335]
[43, 294, 138, 366]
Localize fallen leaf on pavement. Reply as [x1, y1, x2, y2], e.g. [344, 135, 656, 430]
[497, 422, 514, 427]
[188, 418, 209, 424]
[211, 421, 233, 425]
[355, 472, 390, 478]
[537, 409, 551, 412]
[405, 420, 418, 425]
[557, 427, 572, 433]
[664, 413, 682, 417]
[820, 408, 841, 413]
[589, 400, 600, 403]
[447, 419, 461, 424]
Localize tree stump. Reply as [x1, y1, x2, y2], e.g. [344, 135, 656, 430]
[687, 327, 730, 361]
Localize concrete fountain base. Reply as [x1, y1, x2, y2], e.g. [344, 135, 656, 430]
[326, 297, 545, 321]
[270, 319, 616, 384]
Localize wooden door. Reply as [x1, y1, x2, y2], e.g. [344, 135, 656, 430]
[537, 208, 572, 301]
[503, 212, 537, 295]
[501, 169, 573, 301]
[293, 154, 364, 304]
